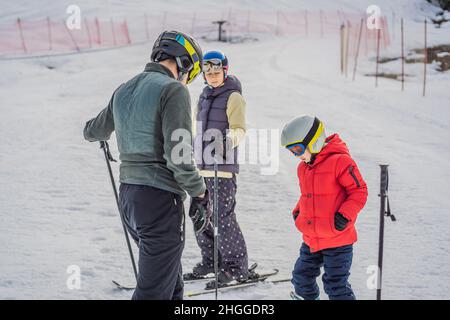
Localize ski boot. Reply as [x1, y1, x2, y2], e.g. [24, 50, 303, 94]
[204, 265, 255, 290]
[247, 263, 260, 280]
[183, 262, 214, 281]
[205, 270, 237, 290]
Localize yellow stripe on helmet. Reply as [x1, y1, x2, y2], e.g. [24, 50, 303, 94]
[307, 121, 324, 153]
[175, 35, 201, 84]
[282, 121, 324, 153]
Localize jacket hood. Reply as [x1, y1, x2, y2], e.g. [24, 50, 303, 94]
[311, 134, 350, 166]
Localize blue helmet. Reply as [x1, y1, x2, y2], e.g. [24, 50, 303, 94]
[203, 50, 229, 78]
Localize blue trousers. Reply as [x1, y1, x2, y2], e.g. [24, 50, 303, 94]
[292, 243, 355, 300]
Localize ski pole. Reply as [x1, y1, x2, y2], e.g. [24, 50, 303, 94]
[213, 155, 219, 300]
[100, 141, 138, 281]
[377, 164, 396, 300]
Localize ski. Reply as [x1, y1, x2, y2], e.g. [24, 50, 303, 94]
[270, 277, 291, 284]
[112, 280, 135, 290]
[111, 276, 222, 290]
[183, 262, 259, 283]
[112, 265, 284, 291]
[184, 269, 280, 297]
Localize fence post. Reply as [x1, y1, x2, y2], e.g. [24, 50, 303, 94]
[124, 19, 131, 44]
[364, 17, 368, 56]
[47, 17, 52, 51]
[345, 21, 351, 78]
[375, 28, 381, 87]
[374, 24, 378, 52]
[95, 17, 101, 45]
[352, 19, 359, 54]
[276, 11, 280, 36]
[423, 19, 427, 97]
[247, 10, 251, 34]
[319, 10, 323, 38]
[401, 18, 405, 91]
[64, 20, 80, 51]
[391, 11, 396, 41]
[17, 18, 27, 54]
[384, 16, 391, 46]
[340, 23, 345, 74]
[380, 18, 385, 50]
[382, 17, 389, 49]
[85, 18, 92, 48]
[304, 9, 308, 37]
[352, 19, 364, 81]
[110, 18, 117, 46]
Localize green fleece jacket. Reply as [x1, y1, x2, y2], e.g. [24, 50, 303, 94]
[83, 62, 206, 200]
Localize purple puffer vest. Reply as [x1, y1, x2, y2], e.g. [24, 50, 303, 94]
[194, 75, 242, 173]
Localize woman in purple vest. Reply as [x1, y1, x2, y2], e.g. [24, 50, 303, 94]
[186, 50, 249, 288]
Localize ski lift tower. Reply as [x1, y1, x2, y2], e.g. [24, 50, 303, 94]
[213, 20, 227, 42]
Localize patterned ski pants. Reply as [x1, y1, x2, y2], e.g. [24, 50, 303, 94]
[194, 174, 249, 279]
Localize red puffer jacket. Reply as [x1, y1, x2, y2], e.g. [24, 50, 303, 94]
[292, 134, 368, 252]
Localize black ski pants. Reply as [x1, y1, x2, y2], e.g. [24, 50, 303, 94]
[119, 183, 185, 300]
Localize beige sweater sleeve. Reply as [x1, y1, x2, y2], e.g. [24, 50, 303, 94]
[226, 92, 247, 148]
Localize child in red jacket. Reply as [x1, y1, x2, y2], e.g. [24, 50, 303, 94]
[281, 115, 368, 300]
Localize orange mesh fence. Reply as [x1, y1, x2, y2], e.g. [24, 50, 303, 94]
[0, 10, 391, 57]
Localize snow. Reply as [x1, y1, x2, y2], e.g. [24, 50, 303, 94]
[0, 0, 449, 300]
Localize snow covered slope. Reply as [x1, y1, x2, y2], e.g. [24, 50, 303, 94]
[0, 0, 449, 300]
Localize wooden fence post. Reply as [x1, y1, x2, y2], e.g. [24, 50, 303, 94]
[423, 19, 427, 97]
[352, 19, 364, 81]
[17, 18, 27, 53]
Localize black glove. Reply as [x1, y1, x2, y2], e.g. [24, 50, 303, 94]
[293, 210, 300, 221]
[334, 212, 349, 231]
[189, 190, 210, 235]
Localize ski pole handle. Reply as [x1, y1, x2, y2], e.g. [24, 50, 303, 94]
[379, 164, 389, 196]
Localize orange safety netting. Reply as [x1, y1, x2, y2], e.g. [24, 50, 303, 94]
[0, 10, 391, 57]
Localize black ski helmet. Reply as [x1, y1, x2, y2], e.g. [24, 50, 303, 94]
[151, 30, 203, 84]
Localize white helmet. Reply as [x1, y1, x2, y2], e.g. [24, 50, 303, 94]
[281, 115, 326, 154]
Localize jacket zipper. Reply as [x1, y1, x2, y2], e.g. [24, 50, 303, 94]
[349, 166, 361, 188]
[311, 167, 317, 242]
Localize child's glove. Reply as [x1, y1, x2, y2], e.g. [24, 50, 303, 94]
[189, 190, 210, 235]
[293, 210, 300, 221]
[334, 212, 349, 231]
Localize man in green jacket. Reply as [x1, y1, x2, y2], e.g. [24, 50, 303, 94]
[83, 31, 207, 300]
